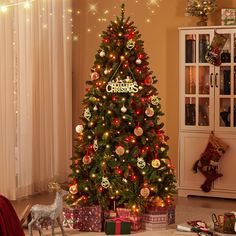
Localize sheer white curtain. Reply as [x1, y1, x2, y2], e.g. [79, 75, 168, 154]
[0, 0, 72, 200]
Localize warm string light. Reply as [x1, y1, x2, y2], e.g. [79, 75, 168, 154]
[0, 0, 34, 13]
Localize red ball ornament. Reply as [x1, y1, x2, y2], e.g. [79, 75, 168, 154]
[112, 95, 117, 102]
[138, 53, 145, 59]
[98, 186, 103, 192]
[83, 155, 92, 164]
[144, 76, 153, 86]
[131, 175, 137, 181]
[103, 38, 109, 43]
[113, 118, 120, 126]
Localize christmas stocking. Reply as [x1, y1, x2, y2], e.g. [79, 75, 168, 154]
[193, 132, 229, 192]
[205, 32, 227, 66]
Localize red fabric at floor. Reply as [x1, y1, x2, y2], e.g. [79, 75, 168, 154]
[0, 195, 25, 236]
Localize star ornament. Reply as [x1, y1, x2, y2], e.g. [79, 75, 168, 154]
[147, 0, 161, 6]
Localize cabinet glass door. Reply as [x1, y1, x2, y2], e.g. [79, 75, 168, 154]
[184, 33, 212, 128]
[216, 32, 236, 128]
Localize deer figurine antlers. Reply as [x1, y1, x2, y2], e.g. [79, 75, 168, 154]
[28, 182, 68, 236]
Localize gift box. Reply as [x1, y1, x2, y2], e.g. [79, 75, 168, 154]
[145, 205, 176, 224]
[105, 218, 131, 235]
[130, 213, 141, 231]
[63, 205, 102, 231]
[116, 207, 131, 218]
[221, 9, 236, 26]
[141, 212, 167, 230]
[116, 207, 141, 231]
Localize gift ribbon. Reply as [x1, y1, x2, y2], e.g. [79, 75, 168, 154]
[107, 217, 130, 234]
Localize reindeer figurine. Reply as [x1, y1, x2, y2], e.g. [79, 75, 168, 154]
[28, 182, 68, 236]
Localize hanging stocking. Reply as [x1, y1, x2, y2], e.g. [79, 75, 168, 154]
[205, 32, 227, 66]
[193, 132, 229, 192]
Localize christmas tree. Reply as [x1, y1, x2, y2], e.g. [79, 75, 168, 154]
[66, 4, 176, 212]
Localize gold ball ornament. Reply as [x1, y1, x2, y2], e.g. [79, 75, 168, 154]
[83, 155, 92, 164]
[69, 184, 78, 195]
[137, 157, 146, 169]
[145, 107, 155, 117]
[134, 126, 143, 136]
[152, 159, 161, 168]
[121, 105, 127, 113]
[101, 177, 110, 189]
[140, 187, 150, 198]
[115, 146, 125, 156]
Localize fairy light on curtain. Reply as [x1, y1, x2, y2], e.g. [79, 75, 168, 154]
[0, 0, 34, 12]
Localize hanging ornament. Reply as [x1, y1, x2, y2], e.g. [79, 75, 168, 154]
[115, 145, 125, 156]
[160, 147, 166, 152]
[75, 124, 83, 134]
[104, 69, 109, 75]
[152, 158, 161, 168]
[137, 157, 146, 169]
[144, 76, 153, 86]
[121, 105, 127, 113]
[145, 105, 155, 117]
[151, 95, 160, 106]
[91, 71, 100, 81]
[93, 139, 98, 151]
[83, 154, 92, 164]
[93, 105, 98, 111]
[140, 187, 150, 198]
[101, 177, 110, 189]
[136, 58, 142, 65]
[69, 184, 78, 195]
[84, 108, 91, 121]
[126, 39, 135, 50]
[99, 50, 105, 57]
[134, 126, 143, 137]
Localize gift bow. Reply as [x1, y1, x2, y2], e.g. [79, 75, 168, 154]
[107, 217, 130, 234]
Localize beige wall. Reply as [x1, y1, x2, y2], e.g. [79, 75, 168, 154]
[72, 0, 236, 176]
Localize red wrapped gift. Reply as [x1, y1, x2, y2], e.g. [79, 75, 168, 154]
[116, 208, 131, 218]
[130, 213, 141, 231]
[116, 208, 141, 231]
[63, 205, 102, 231]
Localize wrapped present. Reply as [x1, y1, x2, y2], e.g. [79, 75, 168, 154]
[105, 217, 131, 235]
[63, 205, 102, 231]
[145, 205, 176, 224]
[116, 208, 141, 231]
[130, 213, 141, 231]
[142, 213, 167, 224]
[221, 9, 236, 26]
[116, 207, 131, 218]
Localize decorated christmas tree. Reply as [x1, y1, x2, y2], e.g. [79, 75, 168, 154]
[66, 4, 176, 212]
